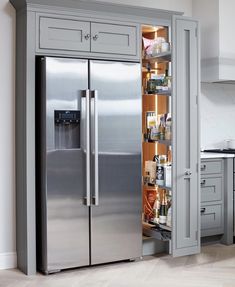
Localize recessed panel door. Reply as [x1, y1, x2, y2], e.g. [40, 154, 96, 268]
[171, 16, 200, 257]
[91, 22, 137, 55]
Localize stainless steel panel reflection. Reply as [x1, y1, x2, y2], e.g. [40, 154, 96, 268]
[47, 149, 88, 270]
[90, 60, 142, 264]
[43, 57, 89, 271]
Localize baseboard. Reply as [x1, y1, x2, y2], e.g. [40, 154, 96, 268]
[0, 252, 17, 270]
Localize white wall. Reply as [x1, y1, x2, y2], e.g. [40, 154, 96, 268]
[219, 0, 235, 58]
[0, 0, 192, 270]
[0, 0, 16, 269]
[201, 83, 235, 150]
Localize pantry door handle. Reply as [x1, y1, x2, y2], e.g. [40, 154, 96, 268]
[184, 169, 192, 179]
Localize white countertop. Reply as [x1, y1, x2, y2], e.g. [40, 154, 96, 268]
[201, 152, 235, 159]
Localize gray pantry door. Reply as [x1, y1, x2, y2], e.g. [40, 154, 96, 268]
[171, 16, 200, 257]
[89, 60, 142, 265]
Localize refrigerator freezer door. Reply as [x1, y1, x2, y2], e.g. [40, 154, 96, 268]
[90, 60, 142, 264]
[39, 57, 90, 272]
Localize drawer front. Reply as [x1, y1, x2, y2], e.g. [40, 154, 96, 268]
[39, 17, 90, 52]
[91, 22, 137, 55]
[201, 204, 223, 232]
[201, 177, 222, 202]
[201, 160, 222, 175]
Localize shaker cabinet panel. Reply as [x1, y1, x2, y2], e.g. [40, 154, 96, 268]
[91, 22, 137, 55]
[172, 16, 200, 257]
[39, 17, 90, 52]
[201, 204, 224, 236]
[201, 177, 223, 203]
[201, 160, 223, 175]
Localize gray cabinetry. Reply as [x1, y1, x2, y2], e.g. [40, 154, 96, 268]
[10, 0, 200, 275]
[200, 159, 224, 237]
[201, 160, 223, 175]
[201, 177, 223, 202]
[39, 17, 90, 52]
[201, 204, 224, 236]
[90, 22, 137, 55]
[37, 14, 138, 58]
[172, 16, 200, 257]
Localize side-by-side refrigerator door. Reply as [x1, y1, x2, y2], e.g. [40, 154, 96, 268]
[40, 57, 90, 272]
[89, 60, 142, 265]
[171, 16, 200, 257]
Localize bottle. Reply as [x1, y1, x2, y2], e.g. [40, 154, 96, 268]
[150, 126, 160, 141]
[166, 197, 172, 227]
[156, 163, 164, 186]
[153, 192, 160, 224]
[166, 206, 172, 227]
[159, 191, 167, 224]
[165, 113, 172, 140]
[146, 112, 156, 140]
[158, 114, 165, 140]
[165, 165, 172, 187]
[167, 146, 172, 164]
[163, 69, 169, 87]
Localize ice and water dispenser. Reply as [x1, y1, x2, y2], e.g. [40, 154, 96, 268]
[54, 110, 80, 150]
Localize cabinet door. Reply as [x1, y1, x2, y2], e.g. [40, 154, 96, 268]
[90, 22, 137, 55]
[172, 16, 200, 257]
[39, 17, 90, 52]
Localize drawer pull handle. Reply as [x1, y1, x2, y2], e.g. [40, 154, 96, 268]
[201, 208, 206, 214]
[201, 164, 206, 171]
[93, 34, 98, 41]
[84, 34, 90, 40]
[201, 179, 206, 185]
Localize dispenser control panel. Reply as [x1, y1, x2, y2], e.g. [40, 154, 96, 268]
[54, 110, 80, 124]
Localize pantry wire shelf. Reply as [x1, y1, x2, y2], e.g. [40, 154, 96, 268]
[142, 51, 172, 64]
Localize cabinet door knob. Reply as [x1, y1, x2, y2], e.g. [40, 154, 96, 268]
[201, 208, 206, 214]
[93, 34, 98, 41]
[201, 179, 206, 185]
[84, 34, 90, 40]
[201, 164, 206, 170]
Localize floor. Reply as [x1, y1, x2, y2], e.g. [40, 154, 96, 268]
[1, 244, 235, 287]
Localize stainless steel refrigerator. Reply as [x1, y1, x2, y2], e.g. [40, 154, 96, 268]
[36, 57, 142, 274]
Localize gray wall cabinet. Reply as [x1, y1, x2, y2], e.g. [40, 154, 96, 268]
[39, 17, 91, 52]
[38, 15, 138, 57]
[90, 22, 137, 55]
[10, 0, 200, 275]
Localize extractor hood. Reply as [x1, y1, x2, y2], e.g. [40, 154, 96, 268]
[193, 0, 235, 83]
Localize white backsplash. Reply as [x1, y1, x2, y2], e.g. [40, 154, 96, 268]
[201, 83, 235, 150]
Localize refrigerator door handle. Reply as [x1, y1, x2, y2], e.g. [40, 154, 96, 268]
[82, 90, 91, 206]
[91, 90, 99, 206]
